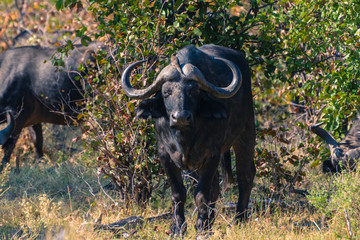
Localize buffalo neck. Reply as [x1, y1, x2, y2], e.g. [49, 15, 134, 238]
[155, 117, 201, 170]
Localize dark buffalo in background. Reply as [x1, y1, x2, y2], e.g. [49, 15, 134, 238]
[121, 44, 256, 234]
[311, 117, 360, 172]
[0, 43, 102, 170]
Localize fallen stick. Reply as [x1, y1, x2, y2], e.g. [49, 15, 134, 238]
[94, 212, 172, 231]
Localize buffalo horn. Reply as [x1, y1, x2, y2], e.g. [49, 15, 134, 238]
[183, 57, 243, 98]
[310, 123, 339, 147]
[122, 56, 242, 99]
[0, 112, 15, 146]
[121, 60, 173, 99]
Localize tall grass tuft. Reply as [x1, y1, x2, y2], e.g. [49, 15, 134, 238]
[0, 164, 10, 197]
[308, 169, 360, 239]
[18, 194, 63, 239]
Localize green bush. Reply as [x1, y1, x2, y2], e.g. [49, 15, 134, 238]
[308, 170, 360, 238]
[55, 0, 360, 202]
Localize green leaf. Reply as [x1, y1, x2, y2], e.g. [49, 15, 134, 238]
[56, 0, 63, 10]
[81, 36, 91, 46]
[193, 28, 202, 36]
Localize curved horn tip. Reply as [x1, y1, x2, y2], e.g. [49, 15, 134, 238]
[121, 59, 167, 99]
[213, 57, 243, 98]
[310, 122, 325, 131]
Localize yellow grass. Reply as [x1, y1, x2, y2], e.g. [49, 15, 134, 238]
[1, 144, 358, 239]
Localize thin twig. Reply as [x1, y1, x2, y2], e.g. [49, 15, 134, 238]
[287, 158, 306, 196]
[209, 204, 232, 227]
[313, 221, 321, 231]
[97, 174, 118, 205]
[183, 170, 199, 183]
[344, 208, 353, 239]
[79, 168, 97, 199]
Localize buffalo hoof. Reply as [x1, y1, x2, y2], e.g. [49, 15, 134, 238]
[234, 211, 249, 224]
[322, 159, 338, 173]
[169, 218, 187, 237]
[195, 216, 213, 233]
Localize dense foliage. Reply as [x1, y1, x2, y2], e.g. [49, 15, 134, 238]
[53, 0, 360, 203]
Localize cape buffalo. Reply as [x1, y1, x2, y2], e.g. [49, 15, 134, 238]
[0, 43, 102, 170]
[311, 117, 360, 172]
[121, 44, 256, 234]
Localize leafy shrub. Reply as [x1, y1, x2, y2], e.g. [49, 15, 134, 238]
[79, 54, 160, 204]
[308, 170, 360, 238]
[53, 0, 360, 202]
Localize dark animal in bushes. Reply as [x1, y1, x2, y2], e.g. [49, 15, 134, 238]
[311, 118, 360, 172]
[121, 44, 256, 234]
[0, 43, 102, 169]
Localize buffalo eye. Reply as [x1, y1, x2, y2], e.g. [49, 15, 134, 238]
[187, 86, 200, 96]
[162, 89, 172, 98]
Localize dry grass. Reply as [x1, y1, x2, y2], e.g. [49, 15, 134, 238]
[1, 130, 359, 240]
[0, 119, 359, 239]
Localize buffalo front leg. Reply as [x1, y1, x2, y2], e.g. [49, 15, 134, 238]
[28, 124, 44, 158]
[194, 155, 221, 232]
[0, 130, 21, 171]
[233, 121, 256, 222]
[160, 154, 187, 235]
[1, 111, 29, 171]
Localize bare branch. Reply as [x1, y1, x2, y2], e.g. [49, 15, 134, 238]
[344, 208, 353, 239]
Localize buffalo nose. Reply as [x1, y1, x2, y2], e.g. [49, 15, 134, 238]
[171, 111, 192, 127]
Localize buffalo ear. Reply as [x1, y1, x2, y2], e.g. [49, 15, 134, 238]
[136, 97, 165, 119]
[198, 99, 227, 119]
